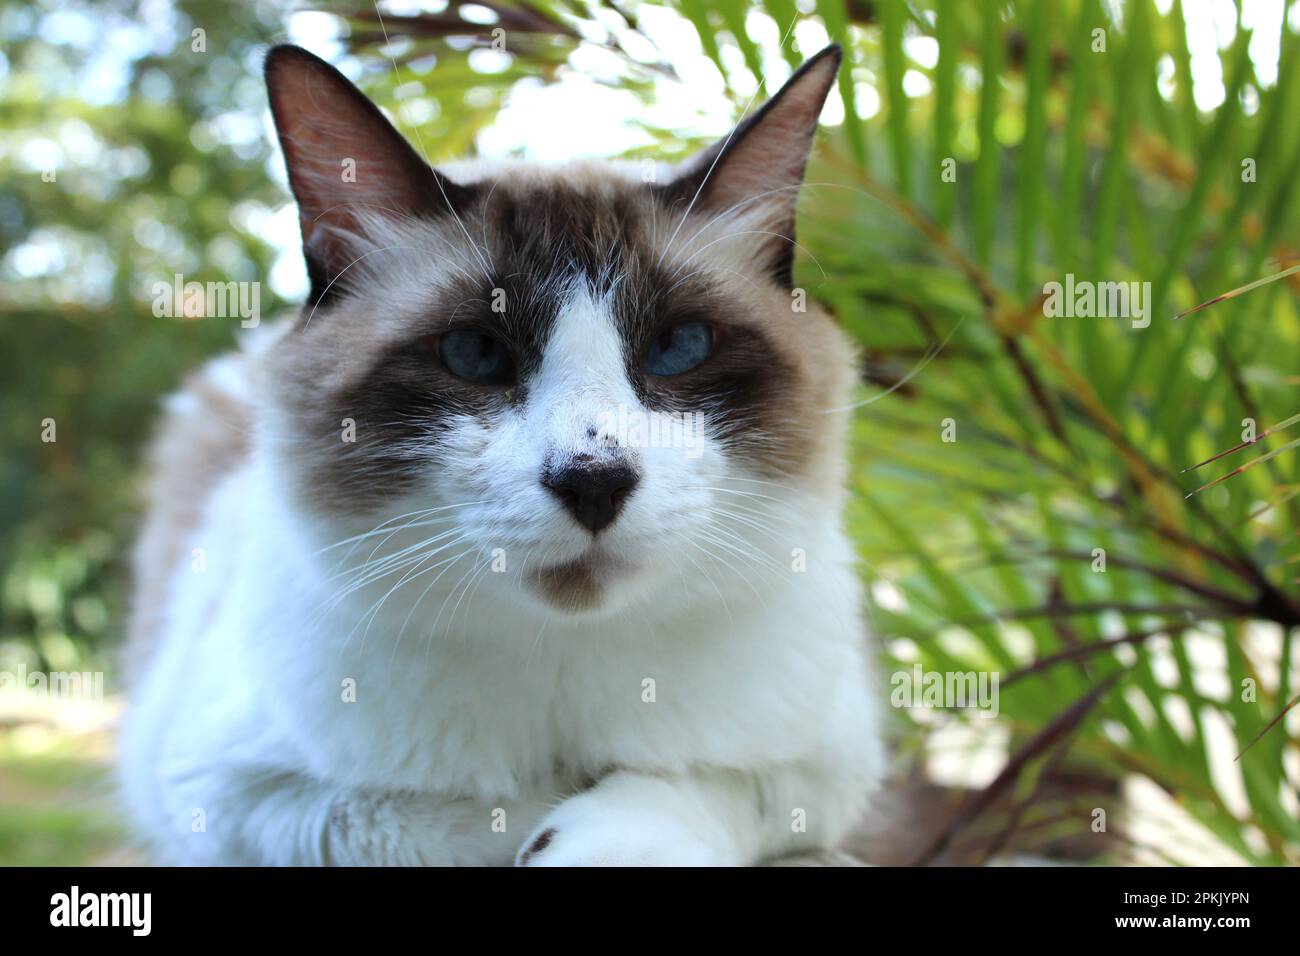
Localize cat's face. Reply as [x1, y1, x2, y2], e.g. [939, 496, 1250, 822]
[259, 45, 856, 618]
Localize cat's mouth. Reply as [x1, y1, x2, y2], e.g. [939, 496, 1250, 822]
[528, 549, 632, 612]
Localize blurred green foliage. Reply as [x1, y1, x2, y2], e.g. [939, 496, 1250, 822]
[1, 0, 287, 675]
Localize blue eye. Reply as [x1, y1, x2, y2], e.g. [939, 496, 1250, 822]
[644, 322, 714, 376]
[438, 329, 515, 386]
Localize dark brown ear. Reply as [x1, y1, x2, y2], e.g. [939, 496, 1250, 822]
[264, 45, 476, 306]
[656, 45, 841, 287]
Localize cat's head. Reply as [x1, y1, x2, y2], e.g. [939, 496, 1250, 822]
[259, 44, 857, 620]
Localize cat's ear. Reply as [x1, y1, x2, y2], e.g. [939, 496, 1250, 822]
[657, 45, 841, 287]
[264, 45, 475, 305]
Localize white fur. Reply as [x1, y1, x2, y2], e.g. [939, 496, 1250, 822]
[120, 276, 882, 867]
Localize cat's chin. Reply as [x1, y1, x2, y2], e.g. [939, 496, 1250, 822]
[526, 549, 635, 616]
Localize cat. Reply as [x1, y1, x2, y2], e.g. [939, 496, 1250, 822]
[118, 41, 883, 866]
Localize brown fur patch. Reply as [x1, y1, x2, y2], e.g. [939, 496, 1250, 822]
[528, 554, 615, 612]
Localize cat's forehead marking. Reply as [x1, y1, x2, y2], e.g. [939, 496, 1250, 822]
[527, 285, 641, 468]
[540, 286, 626, 377]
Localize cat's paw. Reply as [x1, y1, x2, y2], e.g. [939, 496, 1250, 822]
[514, 781, 740, 867]
[515, 816, 729, 867]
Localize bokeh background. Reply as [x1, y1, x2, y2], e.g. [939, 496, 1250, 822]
[2, 0, 1298, 865]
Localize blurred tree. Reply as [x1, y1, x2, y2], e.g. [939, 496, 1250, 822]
[1, 0, 293, 673]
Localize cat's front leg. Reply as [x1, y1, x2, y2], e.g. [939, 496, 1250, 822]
[515, 760, 873, 867]
[155, 765, 547, 865]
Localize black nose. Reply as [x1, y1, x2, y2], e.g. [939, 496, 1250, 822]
[543, 460, 639, 534]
